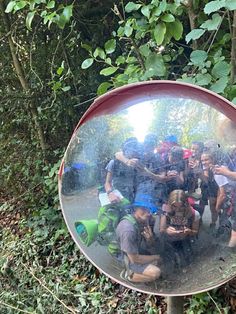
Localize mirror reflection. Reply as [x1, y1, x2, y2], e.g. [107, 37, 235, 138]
[60, 97, 236, 295]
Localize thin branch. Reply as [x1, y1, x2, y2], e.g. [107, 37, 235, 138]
[207, 292, 222, 314]
[207, 12, 226, 54]
[21, 263, 77, 314]
[0, 301, 34, 314]
[74, 95, 97, 107]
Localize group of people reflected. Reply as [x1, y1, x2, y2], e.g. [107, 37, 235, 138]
[101, 119, 236, 285]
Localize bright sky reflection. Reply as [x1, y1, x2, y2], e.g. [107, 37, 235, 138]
[127, 101, 154, 142]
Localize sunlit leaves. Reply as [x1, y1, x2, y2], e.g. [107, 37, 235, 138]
[97, 82, 112, 95]
[144, 53, 166, 77]
[5, 1, 16, 13]
[100, 67, 119, 76]
[190, 50, 208, 66]
[212, 61, 230, 78]
[125, 2, 142, 13]
[26, 11, 35, 30]
[154, 23, 166, 45]
[81, 58, 94, 69]
[210, 77, 228, 93]
[200, 13, 222, 31]
[167, 19, 183, 40]
[204, 0, 225, 14]
[161, 13, 175, 23]
[104, 39, 116, 54]
[186, 29, 205, 43]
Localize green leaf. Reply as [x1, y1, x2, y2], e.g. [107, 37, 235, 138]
[212, 61, 230, 78]
[81, 43, 92, 52]
[204, 0, 225, 14]
[115, 56, 126, 65]
[144, 53, 166, 77]
[62, 86, 71, 92]
[5, 1, 16, 13]
[125, 2, 142, 13]
[93, 48, 106, 59]
[46, 1, 55, 9]
[62, 5, 73, 22]
[225, 0, 236, 10]
[195, 73, 212, 86]
[14, 0, 27, 11]
[26, 11, 35, 30]
[186, 29, 205, 43]
[97, 82, 112, 95]
[210, 77, 228, 93]
[190, 50, 208, 66]
[154, 22, 166, 45]
[104, 39, 116, 54]
[200, 13, 222, 31]
[159, 0, 167, 12]
[161, 13, 175, 23]
[141, 6, 150, 19]
[81, 58, 94, 69]
[139, 44, 150, 57]
[232, 97, 236, 105]
[56, 67, 64, 75]
[168, 19, 183, 40]
[100, 67, 119, 76]
[124, 24, 133, 37]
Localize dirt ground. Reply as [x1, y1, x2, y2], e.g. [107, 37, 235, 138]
[60, 187, 236, 296]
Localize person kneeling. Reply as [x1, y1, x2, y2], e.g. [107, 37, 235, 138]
[116, 195, 161, 284]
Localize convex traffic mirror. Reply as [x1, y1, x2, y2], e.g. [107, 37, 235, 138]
[59, 81, 236, 296]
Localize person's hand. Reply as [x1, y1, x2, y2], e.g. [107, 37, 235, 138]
[183, 227, 192, 235]
[126, 158, 140, 168]
[167, 170, 178, 178]
[166, 226, 183, 236]
[214, 165, 230, 176]
[108, 192, 121, 203]
[142, 225, 154, 241]
[189, 159, 199, 169]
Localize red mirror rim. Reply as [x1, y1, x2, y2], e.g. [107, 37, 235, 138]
[58, 81, 236, 296]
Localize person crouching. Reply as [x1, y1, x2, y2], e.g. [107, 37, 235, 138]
[116, 194, 161, 284]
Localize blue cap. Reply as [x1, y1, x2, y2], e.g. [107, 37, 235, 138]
[165, 135, 177, 143]
[132, 193, 158, 214]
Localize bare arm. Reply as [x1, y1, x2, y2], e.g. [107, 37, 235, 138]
[127, 253, 160, 264]
[104, 171, 121, 203]
[215, 186, 226, 212]
[214, 166, 236, 180]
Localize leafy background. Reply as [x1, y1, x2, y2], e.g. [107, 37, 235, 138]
[0, 0, 236, 313]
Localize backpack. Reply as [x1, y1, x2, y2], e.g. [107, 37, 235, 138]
[96, 198, 130, 246]
[106, 214, 138, 256]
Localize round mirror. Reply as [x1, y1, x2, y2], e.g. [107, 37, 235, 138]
[59, 81, 236, 296]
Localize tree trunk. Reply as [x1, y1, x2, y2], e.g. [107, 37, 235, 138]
[0, 0, 48, 154]
[231, 10, 236, 84]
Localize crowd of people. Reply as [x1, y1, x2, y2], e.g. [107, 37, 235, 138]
[103, 118, 236, 284]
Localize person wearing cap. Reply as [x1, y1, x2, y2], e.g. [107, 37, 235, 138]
[116, 193, 161, 283]
[159, 190, 200, 267]
[105, 137, 141, 203]
[115, 133, 167, 210]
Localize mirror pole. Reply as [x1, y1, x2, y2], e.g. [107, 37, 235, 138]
[166, 296, 184, 314]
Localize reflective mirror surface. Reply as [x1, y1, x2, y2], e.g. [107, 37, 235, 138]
[59, 83, 236, 295]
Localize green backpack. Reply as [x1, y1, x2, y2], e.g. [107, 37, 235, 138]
[96, 198, 130, 246]
[106, 214, 138, 256]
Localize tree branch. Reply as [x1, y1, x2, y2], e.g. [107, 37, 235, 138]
[231, 10, 236, 84]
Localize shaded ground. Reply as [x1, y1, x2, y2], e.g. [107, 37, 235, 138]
[60, 187, 236, 296]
